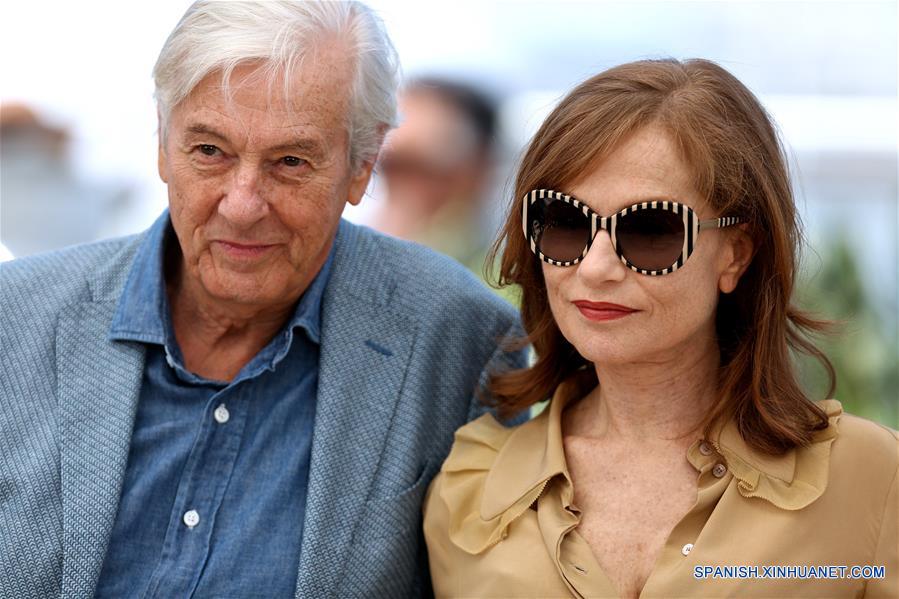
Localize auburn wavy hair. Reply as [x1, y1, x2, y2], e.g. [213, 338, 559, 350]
[488, 58, 834, 455]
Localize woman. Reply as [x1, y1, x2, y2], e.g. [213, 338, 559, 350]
[423, 59, 897, 598]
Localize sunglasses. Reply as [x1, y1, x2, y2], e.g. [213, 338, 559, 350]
[522, 189, 743, 275]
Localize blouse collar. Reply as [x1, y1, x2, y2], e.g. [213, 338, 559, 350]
[481, 381, 842, 519]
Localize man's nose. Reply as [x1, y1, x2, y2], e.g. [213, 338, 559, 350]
[575, 229, 627, 284]
[218, 161, 269, 227]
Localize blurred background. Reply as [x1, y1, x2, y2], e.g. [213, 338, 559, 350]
[1, 0, 896, 426]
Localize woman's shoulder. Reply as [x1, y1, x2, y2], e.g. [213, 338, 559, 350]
[826, 407, 898, 590]
[828, 407, 899, 492]
[832, 409, 898, 459]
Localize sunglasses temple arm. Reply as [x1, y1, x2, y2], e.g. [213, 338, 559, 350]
[699, 217, 743, 230]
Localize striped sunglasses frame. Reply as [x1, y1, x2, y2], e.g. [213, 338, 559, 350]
[522, 188, 743, 276]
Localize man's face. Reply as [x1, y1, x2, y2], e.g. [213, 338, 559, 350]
[379, 89, 484, 211]
[158, 44, 372, 308]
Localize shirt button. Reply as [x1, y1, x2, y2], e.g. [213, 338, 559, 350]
[682, 543, 694, 556]
[712, 462, 728, 478]
[699, 441, 713, 456]
[183, 509, 200, 529]
[213, 404, 230, 424]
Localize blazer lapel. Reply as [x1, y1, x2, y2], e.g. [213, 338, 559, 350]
[57, 300, 144, 598]
[295, 222, 418, 597]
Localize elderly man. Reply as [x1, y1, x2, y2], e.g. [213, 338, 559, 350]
[0, 2, 524, 597]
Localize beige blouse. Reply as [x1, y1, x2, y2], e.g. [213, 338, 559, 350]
[424, 383, 899, 598]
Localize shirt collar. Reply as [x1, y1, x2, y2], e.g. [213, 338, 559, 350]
[109, 210, 335, 350]
[481, 377, 842, 519]
[709, 399, 842, 509]
[714, 416, 796, 482]
[481, 379, 578, 520]
[108, 211, 171, 345]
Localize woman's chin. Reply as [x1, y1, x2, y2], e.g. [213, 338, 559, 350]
[573, 344, 644, 367]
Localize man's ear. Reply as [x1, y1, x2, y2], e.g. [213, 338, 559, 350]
[157, 111, 169, 184]
[718, 224, 754, 294]
[346, 157, 375, 206]
[346, 124, 390, 206]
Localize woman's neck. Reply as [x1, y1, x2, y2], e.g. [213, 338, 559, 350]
[565, 333, 721, 445]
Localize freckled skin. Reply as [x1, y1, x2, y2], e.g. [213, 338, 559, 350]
[545, 125, 754, 598]
[157, 41, 376, 381]
[563, 433, 700, 599]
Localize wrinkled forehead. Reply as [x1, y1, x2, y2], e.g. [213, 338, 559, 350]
[164, 38, 355, 140]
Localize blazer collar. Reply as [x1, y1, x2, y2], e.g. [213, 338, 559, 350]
[294, 220, 419, 598]
[58, 267, 146, 596]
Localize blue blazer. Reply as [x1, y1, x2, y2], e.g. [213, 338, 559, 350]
[0, 219, 526, 598]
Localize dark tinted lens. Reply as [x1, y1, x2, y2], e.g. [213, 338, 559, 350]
[531, 198, 590, 262]
[616, 207, 684, 270]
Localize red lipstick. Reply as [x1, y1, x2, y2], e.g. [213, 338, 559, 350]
[572, 300, 638, 322]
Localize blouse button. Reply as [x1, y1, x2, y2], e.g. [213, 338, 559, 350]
[698, 441, 713, 456]
[682, 543, 694, 556]
[712, 462, 728, 478]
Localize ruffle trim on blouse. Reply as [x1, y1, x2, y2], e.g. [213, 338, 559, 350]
[714, 399, 843, 511]
[438, 414, 551, 555]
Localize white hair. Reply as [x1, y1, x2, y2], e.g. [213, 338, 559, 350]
[153, 0, 399, 169]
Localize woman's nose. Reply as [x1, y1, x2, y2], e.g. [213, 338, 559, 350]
[576, 229, 628, 284]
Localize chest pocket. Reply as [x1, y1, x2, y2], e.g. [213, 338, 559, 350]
[338, 460, 435, 597]
[354, 458, 435, 541]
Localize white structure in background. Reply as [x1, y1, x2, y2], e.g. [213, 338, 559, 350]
[0, 103, 135, 258]
[0, 242, 13, 263]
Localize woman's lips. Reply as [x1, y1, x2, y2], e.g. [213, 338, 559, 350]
[572, 300, 638, 322]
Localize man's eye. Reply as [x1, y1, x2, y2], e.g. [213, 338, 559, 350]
[281, 156, 306, 167]
[198, 144, 219, 156]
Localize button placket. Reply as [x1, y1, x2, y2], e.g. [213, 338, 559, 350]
[150, 386, 248, 595]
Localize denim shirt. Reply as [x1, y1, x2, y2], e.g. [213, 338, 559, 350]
[94, 213, 334, 598]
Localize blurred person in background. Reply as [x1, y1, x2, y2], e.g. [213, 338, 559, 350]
[0, 102, 132, 257]
[366, 77, 501, 276]
[0, 2, 525, 597]
[424, 58, 897, 598]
